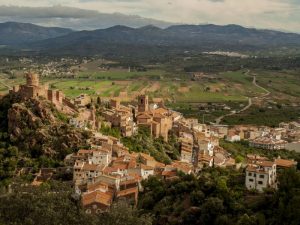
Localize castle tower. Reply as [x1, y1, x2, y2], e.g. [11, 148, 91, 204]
[26, 72, 39, 87]
[138, 95, 149, 112]
[110, 98, 120, 109]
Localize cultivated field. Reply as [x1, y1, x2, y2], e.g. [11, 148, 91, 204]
[1, 64, 299, 125]
[42, 69, 264, 103]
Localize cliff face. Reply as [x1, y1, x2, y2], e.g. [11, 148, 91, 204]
[6, 98, 91, 159]
[8, 99, 54, 138]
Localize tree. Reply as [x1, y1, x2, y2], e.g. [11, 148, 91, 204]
[199, 197, 225, 224]
[97, 97, 101, 105]
[6, 146, 18, 157]
[0, 181, 96, 225]
[98, 202, 153, 225]
[237, 214, 257, 225]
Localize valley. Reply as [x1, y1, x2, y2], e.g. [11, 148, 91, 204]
[0, 18, 300, 225]
[1, 56, 299, 126]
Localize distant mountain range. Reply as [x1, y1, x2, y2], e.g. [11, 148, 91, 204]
[1, 22, 300, 56]
[0, 22, 72, 45]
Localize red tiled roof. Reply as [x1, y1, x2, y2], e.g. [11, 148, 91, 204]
[162, 170, 177, 177]
[139, 164, 154, 170]
[275, 158, 297, 168]
[258, 160, 275, 167]
[117, 187, 138, 197]
[139, 153, 155, 161]
[137, 113, 152, 119]
[82, 191, 113, 207]
[155, 162, 166, 168]
[78, 149, 93, 155]
[83, 163, 105, 172]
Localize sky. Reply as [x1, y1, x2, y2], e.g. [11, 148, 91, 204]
[0, 0, 300, 32]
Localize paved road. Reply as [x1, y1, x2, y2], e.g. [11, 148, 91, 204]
[252, 74, 270, 97]
[215, 70, 269, 125]
[215, 96, 252, 124]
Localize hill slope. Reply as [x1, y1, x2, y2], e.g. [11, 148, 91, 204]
[28, 24, 300, 56]
[0, 22, 73, 45]
[2, 22, 300, 56]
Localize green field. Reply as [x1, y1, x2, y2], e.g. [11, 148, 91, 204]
[255, 70, 300, 99]
[0, 69, 270, 103]
[78, 70, 166, 80]
[221, 71, 266, 96]
[0, 84, 7, 92]
[1, 69, 298, 104]
[175, 82, 247, 103]
[222, 105, 300, 127]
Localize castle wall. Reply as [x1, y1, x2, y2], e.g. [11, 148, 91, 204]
[56, 91, 64, 104]
[63, 98, 78, 111]
[48, 89, 56, 103]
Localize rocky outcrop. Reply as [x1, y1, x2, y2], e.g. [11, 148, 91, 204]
[8, 99, 54, 139]
[6, 98, 91, 159]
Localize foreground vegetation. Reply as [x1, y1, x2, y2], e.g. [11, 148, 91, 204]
[138, 167, 300, 225]
[1, 168, 299, 225]
[0, 181, 153, 225]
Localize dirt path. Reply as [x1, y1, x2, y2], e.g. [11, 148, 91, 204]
[214, 70, 269, 125]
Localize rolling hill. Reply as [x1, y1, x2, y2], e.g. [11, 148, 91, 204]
[0, 22, 73, 45]
[2, 22, 300, 57]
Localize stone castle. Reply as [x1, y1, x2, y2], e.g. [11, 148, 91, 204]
[10, 72, 100, 130]
[10, 72, 65, 105]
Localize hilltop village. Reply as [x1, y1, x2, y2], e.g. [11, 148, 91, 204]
[8, 72, 299, 214]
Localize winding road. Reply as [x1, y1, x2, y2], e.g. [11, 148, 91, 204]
[215, 70, 270, 125]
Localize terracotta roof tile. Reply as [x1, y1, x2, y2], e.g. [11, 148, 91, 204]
[275, 158, 297, 168]
[82, 191, 113, 207]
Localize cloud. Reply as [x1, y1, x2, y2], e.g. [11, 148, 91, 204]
[0, 0, 299, 32]
[0, 5, 100, 18]
[0, 5, 174, 29]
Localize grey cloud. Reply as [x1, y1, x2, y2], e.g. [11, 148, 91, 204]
[0, 5, 174, 29]
[0, 5, 100, 18]
[79, 0, 141, 2]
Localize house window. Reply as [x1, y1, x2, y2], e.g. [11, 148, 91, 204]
[258, 181, 263, 185]
[248, 172, 252, 176]
[249, 179, 254, 182]
[259, 175, 264, 179]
